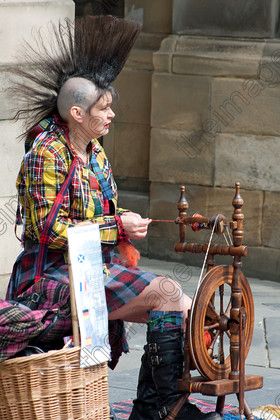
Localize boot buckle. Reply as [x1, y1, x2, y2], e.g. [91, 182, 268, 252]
[148, 343, 158, 353]
[150, 355, 161, 366]
[158, 406, 168, 419]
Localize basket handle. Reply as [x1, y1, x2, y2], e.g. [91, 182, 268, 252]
[68, 253, 80, 347]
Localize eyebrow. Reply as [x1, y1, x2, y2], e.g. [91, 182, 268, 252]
[100, 100, 112, 107]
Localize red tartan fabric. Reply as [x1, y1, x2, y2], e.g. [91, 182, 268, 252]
[5, 115, 158, 366]
[17, 116, 120, 250]
[6, 246, 157, 368]
[0, 299, 47, 361]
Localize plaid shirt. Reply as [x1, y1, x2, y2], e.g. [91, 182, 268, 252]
[16, 116, 124, 250]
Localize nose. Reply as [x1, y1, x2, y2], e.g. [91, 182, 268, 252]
[109, 108, 115, 119]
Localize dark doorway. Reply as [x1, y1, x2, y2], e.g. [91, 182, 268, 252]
[75, 0, 124, 18]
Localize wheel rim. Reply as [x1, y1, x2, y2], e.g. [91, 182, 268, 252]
[189, 265, 254, 380]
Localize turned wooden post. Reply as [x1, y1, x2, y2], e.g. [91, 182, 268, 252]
[229, 182, 244, 380]
[177, 186, 189, 243]
[206, 254, 215, 272]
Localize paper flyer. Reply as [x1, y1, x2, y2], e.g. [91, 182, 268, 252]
[67, 223, 110, 367]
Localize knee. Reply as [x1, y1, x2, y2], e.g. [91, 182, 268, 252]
[146, 276, 184, 309]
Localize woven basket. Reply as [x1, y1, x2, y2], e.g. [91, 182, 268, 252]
[0, 346, 110, 420]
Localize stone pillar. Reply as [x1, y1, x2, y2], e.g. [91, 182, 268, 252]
[104, 1, 173, 255]
[0, 0, 74, 298]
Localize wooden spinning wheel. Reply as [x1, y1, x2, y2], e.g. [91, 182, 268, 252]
[189, 265, 254, 381]
[170, 183, 263, 420]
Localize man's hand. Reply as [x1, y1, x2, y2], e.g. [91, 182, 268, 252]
[120, 212, 151, 240]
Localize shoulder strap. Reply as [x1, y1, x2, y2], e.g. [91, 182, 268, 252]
[90, 152, 114, 200]
[34, 156, 78, 282]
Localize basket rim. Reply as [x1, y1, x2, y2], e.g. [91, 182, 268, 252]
[0, 346, 82, 367]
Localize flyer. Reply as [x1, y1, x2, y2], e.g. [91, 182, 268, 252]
[68, 223, 110, 367]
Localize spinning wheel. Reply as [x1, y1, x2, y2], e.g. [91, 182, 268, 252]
[170, 183, 263, 420]
[189, 265, 254, 381]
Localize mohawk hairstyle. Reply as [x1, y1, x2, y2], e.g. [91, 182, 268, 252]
[10, 15, 140, 137]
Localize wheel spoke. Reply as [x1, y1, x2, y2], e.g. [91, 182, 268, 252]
[207, 301, 220, 322]
[204, 322, 220, 331]
[225, 300, 231, 317]
[226, 330, 231, 339]
[218, 332, 225, 365]
[208, 331, 220, 356]
[219, 284, 224, 315]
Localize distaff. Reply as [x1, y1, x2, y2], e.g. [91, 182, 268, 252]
[150, 213, 226, 233]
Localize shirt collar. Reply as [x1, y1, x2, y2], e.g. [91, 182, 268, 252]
[27, 114, 103, 156]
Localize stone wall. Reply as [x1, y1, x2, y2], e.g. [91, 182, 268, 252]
[0, 0, 74, 298]
[112, 1, 280, 282]
[172, 0, 280, 38]
[148, 36, 280, 281]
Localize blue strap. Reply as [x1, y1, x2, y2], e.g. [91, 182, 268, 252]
[89, 152, 114, 200]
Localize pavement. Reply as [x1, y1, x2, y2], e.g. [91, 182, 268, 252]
[108, 257, 280, 410]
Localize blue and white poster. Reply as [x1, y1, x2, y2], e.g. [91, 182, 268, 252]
[68, 223, 110, 367]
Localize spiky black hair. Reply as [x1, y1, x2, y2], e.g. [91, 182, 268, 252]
[10, 15, 140, 136]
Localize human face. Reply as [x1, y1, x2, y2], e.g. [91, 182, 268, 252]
[85, 91, 115, 139]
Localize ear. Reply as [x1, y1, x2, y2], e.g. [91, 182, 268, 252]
[69, 106, 85, 123]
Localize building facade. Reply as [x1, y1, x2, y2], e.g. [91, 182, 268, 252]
[0, 0, 280, 294]
[108, 1, 280, 281]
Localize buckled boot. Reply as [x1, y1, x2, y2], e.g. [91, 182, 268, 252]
[129, 345, 158, 419]
[147, 329, 222, 420]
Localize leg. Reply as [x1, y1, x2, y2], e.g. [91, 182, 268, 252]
[129, 343, 159, 420]
[145, 327, 222, 420]
[114, 276, 190, 420]
[244, 400, 254, 420]
[109, 276, 192, 323]
[109, 276, 221, 419]
[216, 396, 225, 415]
[236, 395, 254, 420]
[111, 277, 221, 420]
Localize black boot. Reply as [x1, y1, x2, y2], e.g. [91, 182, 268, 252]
[129, 345, 158, 419]
[146, 329, 222, 420]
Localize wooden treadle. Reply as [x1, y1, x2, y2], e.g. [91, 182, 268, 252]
[178, 375, 263, 396]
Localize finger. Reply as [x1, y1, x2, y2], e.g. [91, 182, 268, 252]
[132, 232, 147, 240]
[135, 226, 148, 234]
[126, 211, 141, 219]
[137, 219, 151, 226]
[142, 218, 152, 224]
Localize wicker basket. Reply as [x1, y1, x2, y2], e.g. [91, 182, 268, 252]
[0, 346, 110, 420]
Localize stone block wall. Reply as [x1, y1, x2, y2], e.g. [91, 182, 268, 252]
[0, 0, 74, 298]
[172, 0, 280, 38]
[103, 30, 165, 192]
[104, 1, 173, 194]
[149, 36, 280, 281]
[112, 7, 280, 281]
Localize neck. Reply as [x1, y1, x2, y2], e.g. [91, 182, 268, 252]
[69, 125, 91, 155]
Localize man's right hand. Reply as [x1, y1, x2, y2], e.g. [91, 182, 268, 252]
[120, 212, 151, 240]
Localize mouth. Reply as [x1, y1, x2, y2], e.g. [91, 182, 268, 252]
[104, 123, 110, 129]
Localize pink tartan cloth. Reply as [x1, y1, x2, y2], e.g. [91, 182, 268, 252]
[6, 246, 157, 368]
[0, 299, 47, 362]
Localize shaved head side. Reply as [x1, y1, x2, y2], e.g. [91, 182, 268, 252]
[57, 77, 100, 121]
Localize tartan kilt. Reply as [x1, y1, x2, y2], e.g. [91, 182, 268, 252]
[7, 246, 157, 312]
[6, 245, 157, 367]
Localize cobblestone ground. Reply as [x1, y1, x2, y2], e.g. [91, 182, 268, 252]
[109, 257, 280, 409]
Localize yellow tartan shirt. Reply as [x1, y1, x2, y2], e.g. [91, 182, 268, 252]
[16, 117, 125, 250]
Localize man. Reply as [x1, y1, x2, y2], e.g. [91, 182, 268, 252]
[7, 16, 221, 420]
